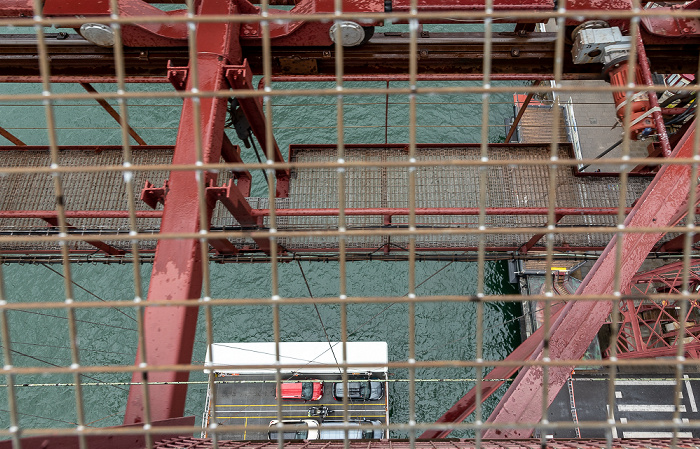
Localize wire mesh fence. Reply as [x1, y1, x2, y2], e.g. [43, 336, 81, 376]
[0, 0, 699, 448]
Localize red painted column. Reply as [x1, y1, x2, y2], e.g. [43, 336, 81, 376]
[484, 122, 700, 438]
[123, 0, 241, 424]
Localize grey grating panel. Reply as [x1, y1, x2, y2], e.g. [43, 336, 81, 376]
[281, 144, 658, 251]
[0, 145, 696, 254]
[0, 148, 172, 252]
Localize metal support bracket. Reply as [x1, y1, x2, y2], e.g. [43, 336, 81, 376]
[140, 180, 169, 209]
[206, 179, 270, 253]
[166, 59, 290, 197]
[166, 64, 189, 91]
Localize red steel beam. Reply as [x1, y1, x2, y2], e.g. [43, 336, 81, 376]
[0, 416, 195, 449]
[267, 74, 559, 84]
[505, 90, 535, 143]
[0, 246, 607, 257]
[14, 206, 675, 220]
[636, 34, 672, 158]
[654, 232, 700, 252]
[250, 207, 700, 217]
[483, 121, 700, 438]
[419, 303, 566, 439]
[0, 145, 174, 152]
[631, 259, 700, 284]
[42, 217, 126, 256]
[518, 213, 564, 254]
[207, 180, 271, 252]
[123, 0, 241, 425]
[0, 76, 170, 84]
[208, 238, 240, 255]
[614, 341, 700, 359]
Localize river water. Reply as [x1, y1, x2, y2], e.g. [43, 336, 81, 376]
[0, 23, 524, 438]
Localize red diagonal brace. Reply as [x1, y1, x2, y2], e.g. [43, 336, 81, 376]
[124, 0, 241, 425]
[208, 237, 240, 255]
[519, 213, 564, 254]
[655, 232, 700, 252]
[484, 121, 700, 438]
[225, 60, 290, 198]
[42, 217, 125, 256]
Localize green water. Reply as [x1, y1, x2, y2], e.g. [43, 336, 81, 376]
[0, 21, 526, 438]
[2, 261, 520, 437]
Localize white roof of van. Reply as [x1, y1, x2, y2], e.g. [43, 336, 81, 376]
[204, 342, 388, 374]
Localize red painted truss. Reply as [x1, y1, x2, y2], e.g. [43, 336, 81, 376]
[605, 259, 700, 359]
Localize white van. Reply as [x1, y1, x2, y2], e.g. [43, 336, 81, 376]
[268, 419, 320, 440]
[319, 420, 384, 439]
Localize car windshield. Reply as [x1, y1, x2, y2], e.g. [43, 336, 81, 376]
[301, 382, 313, 400]
[360, 382, 371, 399]
[269, 430, 308, 440]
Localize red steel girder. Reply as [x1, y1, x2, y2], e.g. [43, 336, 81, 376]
[518, 213, 564, 255]
[0, 125, 26, 146]
[631, 259, 700, 286]
[38, 0, 383, 47]
[167, 59, 290, 197]
[206, 180, 271, 252]
[123, 0, 242, 425]
[483, 121, 700, 438]
[655, 233, 700, 252]
[3, 32, 698, 78]
[42, 217, 126, 256]
[0, 210, 162, 219]
[604, 259, 700, 359]
[608, 298, 700, 359]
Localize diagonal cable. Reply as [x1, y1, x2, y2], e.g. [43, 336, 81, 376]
[297, 259, 342, 374]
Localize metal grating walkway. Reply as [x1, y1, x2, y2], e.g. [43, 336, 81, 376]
[0, 144, 692, 256]
[278, 144, 654, 251]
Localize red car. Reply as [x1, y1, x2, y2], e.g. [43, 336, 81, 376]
[277, 380, 324, 401]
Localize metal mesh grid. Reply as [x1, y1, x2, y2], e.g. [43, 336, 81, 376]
[281, 144, 657, 250]
[152, 438, 700, 449]
[0, 0, 699, 448]
[0, 148, 171, 251]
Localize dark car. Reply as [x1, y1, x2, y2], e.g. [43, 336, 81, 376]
[332, 380, 383, 401]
